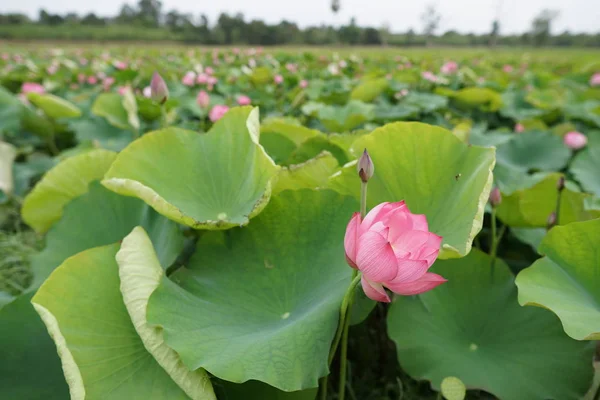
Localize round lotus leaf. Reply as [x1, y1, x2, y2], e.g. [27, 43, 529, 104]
[329, 121, 495, 258]
[22, 149, 116, 233]
[32, 244, 204, 400]
[0, 292, 69, 400]
[29, 181, 183, 289]
[516, 219, 600, 340]
[147, 189, 358, 391]
[27, 92, 81, 119]
[117, 227, 216, 399]
[103, 106, 279, 229]
[387, 249, 594, 400]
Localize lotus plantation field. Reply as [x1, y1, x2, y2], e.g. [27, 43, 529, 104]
[1, 44, 600, 400]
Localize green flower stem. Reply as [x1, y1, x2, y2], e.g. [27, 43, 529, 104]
[319, 272, 361, 400]
[555, 188, 563, 226]
[490, 207, 498, 280]
[160, 104, 168, 129]
[360, 182, 368, 219]
[337, 273, 357, 400]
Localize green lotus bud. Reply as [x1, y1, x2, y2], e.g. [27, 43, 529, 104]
[357, 149, 374, 183]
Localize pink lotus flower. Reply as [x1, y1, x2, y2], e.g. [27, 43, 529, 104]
[46, 64, 58, 75]
[274, 74, 284, 85]
[563, 131, 587, 150]
[21, 82, 45, 95]
[285, 63, 298, 73]
[344, 201, 445, 302]
[503, 65, 514, 73]
[299, 79, 309, 89]
[205, 66, 214, 75]
[182, 71, 196, 86]
[196, 73, 209, 84]
[590, 73, 600, 87]
[143, 86, 152, 98]
[237, 95, 251, 106]
[87, 76, 98, 85]
[114, 61, 128, 70]
[117, 86, 130, 96]
[209, 104, 230, 122]
[77, 73, 86, 83]
[422, 71, 438, 83]
[196, 90, 210, 108]
[515, 123, 525, 133]
[440, 61, 458, 75]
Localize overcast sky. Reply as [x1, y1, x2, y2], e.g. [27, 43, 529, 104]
[2, 0, 599, 34]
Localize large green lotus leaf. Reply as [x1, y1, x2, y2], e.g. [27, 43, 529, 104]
[261, 120, 321, 146]
[0, 292, 69, 400]
[103, 107, 279, 229]
[496, 130, 571, 172]
[0, 86, 23, 132]
[27, 92, 81, 119]
[21, 106, 54, 138]
[329, 122, 495, 258]
[122, 87, 140, 131]
[259, 131, 297, 164]
[526, 88, 566, 110]
[496, 173, 600, 227]
[387, 249, 594, 400]
[32, 244, 199, 400]
[70, 117, 134, 151]
[350, 78, 388, 102]
[511, 227, 547, 253]
[147, 190, 357, 391]
[500, 91, 545, 121]
[0, 141, 16, 195]
[571, 136, 600, 197]
[373, 102, 420, 122]
[117, 227, 216, 399]
[287, 135, 348, 166]
[21, 149, 116, 233]
[452, 87, 502, 112]
[317, 100, 374, 132]
[219, 380, 318, 400]
[273, 152, 338, 194]
[516, 219, 600, 340]
[29, 182, 183, 288]
[402, 92, 448, 113]
[91, 92, 131, 130]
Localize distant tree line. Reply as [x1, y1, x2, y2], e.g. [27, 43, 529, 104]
[0, 0, 599, 47]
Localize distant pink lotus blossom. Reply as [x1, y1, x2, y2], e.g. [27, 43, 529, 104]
[339, 60, 348, 68]
[563, 131, 587, 150]
[590, 73, 600, 87]
[197, 73, 209, 84]
[77, 73, 85, 83]
[285, 63, 298, 73]
[503, 65, 514, 73]
[117, 86, 129, 96]
[143, 86, 152, 98]
[394, 89, 409, 99]
[103, 77, 115, 89]
[440, 61, 458, 74]
[299, 79, 309, 89]
[1, 53, 9, 61]
[79, 58, 88, 66]
[46, 64, 58, 75]
[237, 95, 251, 106]
[422, 71, 438, 83]
[209, 104, 230, 122]
[21, 82, 45, 94]
[70, 84, 79, 90]
[274, 74, 284, 84]
[205, 66, 214, 75]
[207, 76, 218, 86]
[515, 123, 525, 133]
[97, 71, 106, 80]
[405, 62, 412, 68]
[196, 90, 210, 108]
[344, 201, 445, 302]
[114, 61, 128, 70]
[233, 48, 241, 55]
[182, 71, 196, 86]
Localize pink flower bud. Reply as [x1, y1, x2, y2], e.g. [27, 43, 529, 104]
[21, 82, 45, 95]
[440, 61, 458, 75]
[515, 123, 525, 133]
[274, 75, 284, 85]
[237, 95, 251, 106]
[590, 73, 600, 87]
[344, 201, 446, 302]
[299, 79, 308, 89]
[209, 104, 230, 122]
[150, 72, 169, 104]
[563, 131, 587, 150]
[503, 65, 514, 73]
[489, 187, 502, 207]
[196, 90, 210, 108]
[357, 149, 374, 183]
[182, 71, 196, 86]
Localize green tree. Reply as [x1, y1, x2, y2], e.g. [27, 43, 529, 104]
[421, 3, 441, 47]
[531, 9, 559, 47]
